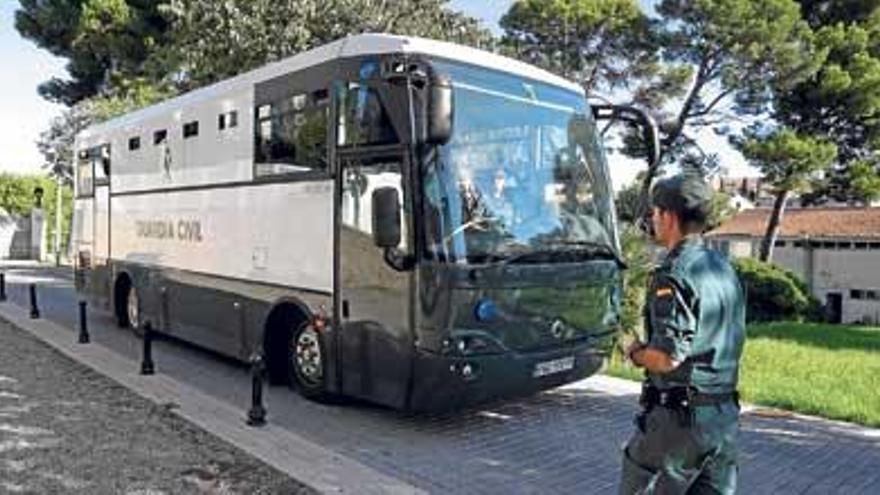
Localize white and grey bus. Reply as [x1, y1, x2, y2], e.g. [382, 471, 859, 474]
[71, 34, 658, 411]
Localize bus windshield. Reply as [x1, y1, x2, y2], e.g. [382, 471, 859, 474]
[422, 61, 616, 263]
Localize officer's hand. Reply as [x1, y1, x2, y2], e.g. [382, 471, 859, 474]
[625, 340, 646, 364]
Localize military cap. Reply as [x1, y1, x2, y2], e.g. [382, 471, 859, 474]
[650, 173, 712, 216]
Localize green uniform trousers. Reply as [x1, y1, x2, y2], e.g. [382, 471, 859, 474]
[619, 401, 739, 494]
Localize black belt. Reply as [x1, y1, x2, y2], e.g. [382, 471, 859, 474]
[641, 385, 738, 409]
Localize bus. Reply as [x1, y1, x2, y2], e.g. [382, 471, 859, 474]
[71, 34, 658, 411]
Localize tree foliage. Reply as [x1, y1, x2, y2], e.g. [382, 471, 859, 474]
[0, 174, 74, 254]
[15, 0, 170, 105]
[647, 0, 819, 167]
[777, 4, 880, 203]
[37, 106, 92, 184]
[155, 0, 492, 89]
[499, 0, 658, 94]
[738, 127, 838, 260]
[739, 128, 838, 192]
[618, 223, 653, 345]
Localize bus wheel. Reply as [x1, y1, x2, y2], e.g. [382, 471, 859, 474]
[126, 285, 142, 333]
[115, 276, 133, 328]
[289, 320, 328, 400]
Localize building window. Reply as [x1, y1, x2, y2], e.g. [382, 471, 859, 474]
[851, 289, 864, 300]
[219, 110, 238, 131]
[128, 136, 141, 151]
[855, 242, 868, 249]
[838, 241, 852, 249]
[822, 241, 836, 249]
[793, 241, 804, 248]
[154, 129, 168, 145]
[183, 121, 199, 138]
[866, 290, 879, 301]
[254, 89, 329, 177]
[870, 243, 880, 250]
[774, 240, 787, 248]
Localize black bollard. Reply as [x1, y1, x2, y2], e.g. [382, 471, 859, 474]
[29, 284, 40, 319]
[78, 301, 90, 344]
[140, 321, 155, 375]
[246, 353, 267, 427]
[0, 273, 6, 302]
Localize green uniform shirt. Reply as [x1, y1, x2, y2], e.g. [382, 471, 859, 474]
[644, 236, 746, 394]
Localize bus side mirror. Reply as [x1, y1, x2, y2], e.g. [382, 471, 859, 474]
[426, 75, 453, 145]
[372, 187, 401, 249]
[591, 104, 660, 235]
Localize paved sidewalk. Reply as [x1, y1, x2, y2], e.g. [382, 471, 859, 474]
[0, 318, 314, 494]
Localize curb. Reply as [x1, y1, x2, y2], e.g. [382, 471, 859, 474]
[0, 302, 424, 495]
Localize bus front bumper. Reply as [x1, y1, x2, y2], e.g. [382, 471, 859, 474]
[408, 341, 608, 412]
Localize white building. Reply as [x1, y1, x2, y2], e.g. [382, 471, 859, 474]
[707, 207, 880, 324]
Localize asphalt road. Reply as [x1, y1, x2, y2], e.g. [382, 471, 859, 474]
[1, 263, 879, 494]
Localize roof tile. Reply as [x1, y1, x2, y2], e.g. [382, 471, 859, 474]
[707, 207, 880, 239]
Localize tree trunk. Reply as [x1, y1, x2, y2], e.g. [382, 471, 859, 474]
[760, 189, 790, 262]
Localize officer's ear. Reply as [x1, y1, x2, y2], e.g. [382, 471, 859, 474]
[661, 208, 685, 236]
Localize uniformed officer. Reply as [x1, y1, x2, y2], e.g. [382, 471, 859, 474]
[619, 173, 746, 494]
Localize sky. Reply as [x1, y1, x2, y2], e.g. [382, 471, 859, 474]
[0, 0, 754, 187]
[0, 1, 66, 175]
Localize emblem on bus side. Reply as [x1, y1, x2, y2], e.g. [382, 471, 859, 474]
[163, 147, 173, 181]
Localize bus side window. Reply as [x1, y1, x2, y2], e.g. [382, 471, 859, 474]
[337, 83, 398, 147]
[254, 89, 329, 178]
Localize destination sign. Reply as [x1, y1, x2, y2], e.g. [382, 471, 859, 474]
[136, 219, 203, 242]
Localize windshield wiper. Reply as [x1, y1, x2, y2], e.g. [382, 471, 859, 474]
[542, 240, 628, 269]
[472, 243, 626, 268]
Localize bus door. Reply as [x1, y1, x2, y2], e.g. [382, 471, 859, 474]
[336, 150, 414, 408]
[73, 151, 95, 291]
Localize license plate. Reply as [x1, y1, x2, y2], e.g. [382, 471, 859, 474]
[533, 356, 575, 378]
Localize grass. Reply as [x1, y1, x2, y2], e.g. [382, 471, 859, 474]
[605, 322, 880, 428]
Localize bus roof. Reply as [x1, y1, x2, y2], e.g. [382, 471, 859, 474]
[81, 33, 583, 139]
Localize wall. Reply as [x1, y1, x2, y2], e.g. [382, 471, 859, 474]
[0, 208, 49, 261]
[716, 235, 880, 324]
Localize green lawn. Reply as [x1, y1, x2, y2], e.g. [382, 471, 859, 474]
[605, 322, 880, 428]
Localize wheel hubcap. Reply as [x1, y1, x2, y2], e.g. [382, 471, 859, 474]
[293, 326, 322, 385]
[127, 288, 139, 329]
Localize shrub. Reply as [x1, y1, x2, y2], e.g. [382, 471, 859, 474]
[732, 257, 821, 323]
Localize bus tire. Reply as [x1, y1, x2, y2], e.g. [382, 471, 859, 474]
[288, 319, 329, 401]
[114, 275, 133, 328]
[126, 284, 143, 336]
